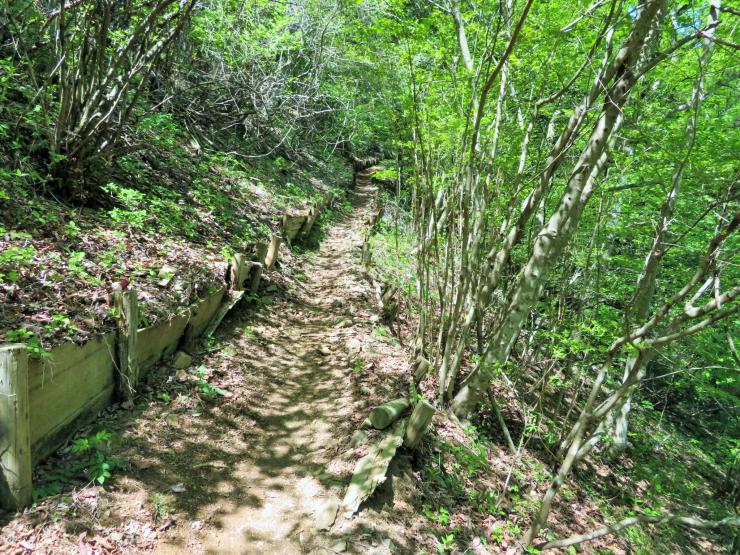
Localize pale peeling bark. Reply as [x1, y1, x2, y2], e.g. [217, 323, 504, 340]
[452, 0, 666, 417]
[451, 0, 473, 73]
[439, 16, 619, 402]
[436, 0, 521, 400]
[525, 208, 738, 548]
[536, 513, 740, 551]
[602, 0, 721, 457]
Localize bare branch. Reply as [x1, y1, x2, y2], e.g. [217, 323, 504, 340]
[537, 513, 740, 551]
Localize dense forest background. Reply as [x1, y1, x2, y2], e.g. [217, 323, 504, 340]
[1, 0, 738, 552]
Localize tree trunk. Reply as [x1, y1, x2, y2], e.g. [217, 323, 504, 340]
[602, 0, 719, 457]
[452, 0, 665, 417]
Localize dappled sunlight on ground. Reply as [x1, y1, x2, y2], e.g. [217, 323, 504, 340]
[1, 171, 428, 554]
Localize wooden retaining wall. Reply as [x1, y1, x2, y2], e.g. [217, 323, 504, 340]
[138, 311, 192, 374]
[29, 333, 117, 465]
[0, 191, 336, 510]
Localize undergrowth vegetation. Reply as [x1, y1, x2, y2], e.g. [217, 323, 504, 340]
[1, 0, 738, 552]
[1, 1, 358, 351]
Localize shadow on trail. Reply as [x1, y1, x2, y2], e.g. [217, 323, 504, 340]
[132, 183, 377, 552]
[5, 170, 429, 554]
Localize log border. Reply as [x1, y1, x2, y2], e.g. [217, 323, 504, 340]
[0, 187, 339, 509]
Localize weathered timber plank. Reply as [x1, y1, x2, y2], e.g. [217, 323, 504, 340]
[113, 288, 139, 400]
[137, 310, 191, 373]
[0, 344, 32, 510]
[184, 287, 226, 343]
[342, 419, 407, 513]
[203, 291, 245, 338]
[282, 213, 308, 243]
[28, 332, 116, 463]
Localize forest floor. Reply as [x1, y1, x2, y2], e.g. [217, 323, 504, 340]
[1, 171, 735, 555]
[0, 145, 346, 353]
[0, 170, 431, 554]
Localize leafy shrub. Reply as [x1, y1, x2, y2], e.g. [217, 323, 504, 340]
[3, 328, 48, 358]
[0, 244, 35, 284]
[33, 430, 124, 501]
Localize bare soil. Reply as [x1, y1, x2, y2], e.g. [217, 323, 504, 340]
[5, 170, 730, 554]
[146, 174, 420, 554]
[1, 172, 429, 554]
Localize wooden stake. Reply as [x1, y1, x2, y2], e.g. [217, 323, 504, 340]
[361, 224, 373, 270]
[404, 400, 435, 449]
[301, 204, 319, 237]
[228, 253, 245, 290]
[255, 242, 269, 265]
[265, 234, 281, 270]
[0, 344, 32, 510]
[113, 287, 139, 401]
[413, 357, 432, 385]
[247, 261, 263, 295]
[409, 357, 432, 399]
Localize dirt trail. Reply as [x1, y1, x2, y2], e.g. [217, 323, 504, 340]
[1, 169, 423, 554]
[145, 168, 413, 554]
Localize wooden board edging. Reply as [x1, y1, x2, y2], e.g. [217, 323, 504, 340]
[0, 191, 338, 507]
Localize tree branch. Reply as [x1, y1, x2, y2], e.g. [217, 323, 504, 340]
[536, 513, 740, 551]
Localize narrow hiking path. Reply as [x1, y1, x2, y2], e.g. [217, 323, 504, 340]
[102, 169, 422, 554]
[156, 169, 392, 554]
[2, 169, 428, 554]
